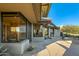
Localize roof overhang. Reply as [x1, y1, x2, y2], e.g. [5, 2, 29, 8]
[0, 3, 41, 24]
[41, 3, 50, 17]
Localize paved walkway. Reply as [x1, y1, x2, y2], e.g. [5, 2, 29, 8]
[23, 37, 61, 56]
[23, 37, 79, 56]
[37, 37, 79, 56]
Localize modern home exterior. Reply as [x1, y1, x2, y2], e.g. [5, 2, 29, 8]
[0, 3, 41, 55]
[0, 3, 61, 55]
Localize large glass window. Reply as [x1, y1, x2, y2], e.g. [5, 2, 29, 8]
[2, 12, 27, 43]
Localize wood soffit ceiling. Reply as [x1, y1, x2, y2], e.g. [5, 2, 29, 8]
[41, 3, 50, 17]
[0, 3, 41, 24]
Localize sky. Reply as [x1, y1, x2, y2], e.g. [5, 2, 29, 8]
[48, 3, 79, 26]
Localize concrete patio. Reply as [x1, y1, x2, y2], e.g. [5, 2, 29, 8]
[23, 37, 61, 56]
[37, 37, 79, 56]
[3, 36, 79, 56]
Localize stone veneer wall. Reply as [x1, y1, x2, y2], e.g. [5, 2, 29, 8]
[54, 29, 61, 37]
[3, 39, 30, 55]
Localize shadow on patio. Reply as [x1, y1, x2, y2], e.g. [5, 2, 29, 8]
[37, 38, 79, 56]
[23, 37, 61, 56]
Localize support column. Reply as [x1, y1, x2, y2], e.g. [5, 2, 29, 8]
[31, 23, 33, 41]
[27, 21, 32, 42]
[40, 25, 44, 37]
[42, 26, 45, 37]
[53, 28, 54, 37]
[0, 12, 1, 43]
[48, 27, 50, 38]
[54, 29, 57, 37]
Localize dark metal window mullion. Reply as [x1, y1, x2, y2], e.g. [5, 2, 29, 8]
[1, 12, 3, 42]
